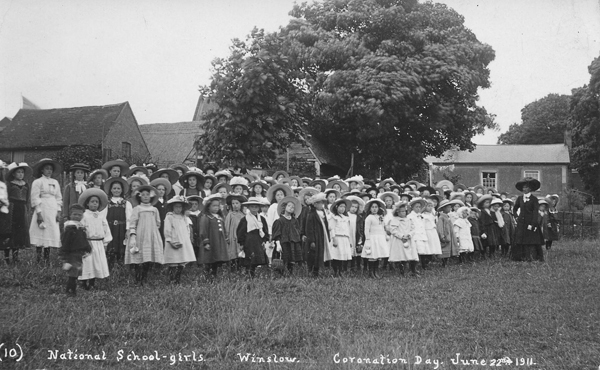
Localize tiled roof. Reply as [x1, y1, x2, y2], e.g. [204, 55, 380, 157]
[426, 144, 570, 164]
[0, 103, 127, 149]
[139, 122, 202, 167]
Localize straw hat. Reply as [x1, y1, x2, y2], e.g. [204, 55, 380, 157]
[203, 174, 218, 187]
[229, 176, 249, 192]
[538, 198, 549, 206]
[418, 185, 436, 195]
[150, 178, 172, 196]
[301, 177, 313, 186]
[327, 179, 349, 192]
[203, 193, 224, 206]
[490, 198, 503, 206]
[6, 162, 33, 180]
[476, 194, 493, 208]
[345, 195, 365, 210]
[331, 198, 352, 215]
[242, 196, 266, 207]
[266, 183, 292, 203]
[449, 191, 465, 202]
[427, 194, 443, 204]
[486, 187, 498, 194]
[515, 177, 541, 192]
[364, 198, 385, 213]
[170, 164, 189, 174]
[104, 177, 129, 196]
[226, 193, 247, 206]
[78, 188, 109, 211]
[435, 180, 454, 190]
[89, 169, 108, 182]
[272, 170, 289, 180]
[310, 179, 327, 190]
[288, 176, 303, 187]
[144, 163, 158, 172]
[186, 195, 203, 205]
[150, 168, 179, 184]
[346, 175, 364, 188]
[32, 158, 63, 179]
[298, 187, 319, 201]
[203, 164, 219, 174]
[127, 165, 149, 178]
[212, 182, 232, 194]
[437, 199, 451, 210]
[306, 192, 327, 205]
[447, 199, 465, 208]
[378, 191, 400, 203]
[405, 180, 422, 190]
[180, 170, 206, 189]
[324, 188, 341, 199]
[102, 159, 129, 174]
[127, 175, 149, 187]
[215, 169, 233, 180]
[473, 185, 485, 194]
[69, 163, 91, 173]
[130, 185, 159, 206]
[166, 195, 191, 212]
[399, 192, 414, 201]
[453, 183, 468, 192]
[393, 201, 409, 212]
[409, 197, 428, 209]
[502, 198, 514, 205]
[546, 194, 560, 207]
[277, 196, 302, 218]
[249, 181, 270, 193]
[378, 178, 396, 189]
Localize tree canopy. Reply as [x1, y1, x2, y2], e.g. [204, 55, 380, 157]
[497, 94, 570, 145]
[197, 0, 496, 178]
[569, 55, 600, 199]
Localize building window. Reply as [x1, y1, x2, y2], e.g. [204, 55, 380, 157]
[122, 142, 131, 158]
[103, 148, 112, 163]
[481, 171, 497, 189]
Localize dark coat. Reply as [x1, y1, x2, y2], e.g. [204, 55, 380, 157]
[540, 212, 559, 241]
[198, 213, 230, 264]
[59, 224, 92, 262]
[304, 207, 330, 269]
[500, 211, 516, 245]
[62, 182, 87, 220]
[236, 214, 269, 266]
[154, 199, 168, 242]
[513, 195, 543, 245]
[478, 209, 502, 247]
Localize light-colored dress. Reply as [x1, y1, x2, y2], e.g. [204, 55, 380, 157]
[224, 210, 245, 259]
[348, 213, 358, 256]
[29, 175, 62, 248]
[361, 214, 389, 259]
[422, 212, 442, 255]
[125, 203, 164, 264]
[454, 218, 474, 253]
[163, 213, 196, 265]
[328, 214, 353, 261]
[388, 216, 418, 261]
[407, 211, 430, 254]
[80, 209, 112, 280]
[266, 203, 280, 259]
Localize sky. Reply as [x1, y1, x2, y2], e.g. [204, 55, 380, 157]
[1, 0, 599, 144]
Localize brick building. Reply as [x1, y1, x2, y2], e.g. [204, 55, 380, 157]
[0, 102, 151, 165]
[426, 144, 571, 195]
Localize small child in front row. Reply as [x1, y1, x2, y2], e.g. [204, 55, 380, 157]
[79, 189, 112, 290]
[126, 185, 164, 285]
[59, 204, 92, 296]
[453, 206, 474, 263]
[388, 202, 418, 276]
[163, 196, 196, 284]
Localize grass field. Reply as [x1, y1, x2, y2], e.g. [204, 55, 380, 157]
[1, 240, 599, 370]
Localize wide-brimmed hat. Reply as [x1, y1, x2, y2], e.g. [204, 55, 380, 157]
[267, 183, 292, 203]
[418, 185, 436, 195]
[144, 163, 158, 172]
[212, 182, 232, 194]
[437, 199, 451, 210]
[378, 191, 400, 204]
[427, 194, 443, 204]
[131, 185, 159, 206]
[102, 159, 129, 174]
[203, 193, 223, 205]
[486, 187, 497, 194]
[286, 176, 303, 187]
[409, 197, 428, 209]
[310, 179, 327, 190]
[490, 198, 503, 207]
[127, 175, 149, 187]
[464, 190, 478, 202]
[104, 177, 129, 196]
[277, 196, 302, 218]
[69, 163, 91, 173]
[364, 198, 385, 213]
[538, 198, 549, 206]
[263, 177, 276, 187]
[453, 183, 468, 192]
[447, 199, 465, 208]
[272, 170, 290, 180]
[6, 162, 33, 180]
[502, 198, 514, 205]
[345, 195, 365, 210]
[226, 193, 247, 206]
[324, 188, 341, 200]
[515, 177, 541, 192]
[346, 175, 364, 188]
[242, 196, 266, 207]
[435, 180, 454, 190]
[242, 173, 259, 184]
[32, 158, 63, 178]
[89, 169, 108, 182]
[449, 191, 465, 202]
[181, 171, 205, 189]
[331, 198, 352, 215]
[229, 176, 249, 191]
[307, 192, 327, 205]
[298, 187, 319, 201]
[169, 164, 189, 174]
[393, 201, 409, 212]
[78, 188, 109, 211]
[203, 174, 218, 188]
[399, 192, 414, 201]
[476, 194, 493, 208]
[545, 194, 560, 207]
[215, 169, 233, 180]
[378, 178, 396, 189]
[249, 181, 269, 193]
[203, 164, 218, 174]
[166, 195, 191, 212]
[186, 195, 203, 205]
[405, 180, 422, 190]
[127, 165, 149, 178]
[472, 185, 485, 194]
[326, 179, 349, 192]
[150, 178, 172, 196]
[301, 177, 313, 186]
[390, 184, 402, 193]
[150, 168, 179, 184]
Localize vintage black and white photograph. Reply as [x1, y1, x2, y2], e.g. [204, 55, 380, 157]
[0, 0, 599, 369]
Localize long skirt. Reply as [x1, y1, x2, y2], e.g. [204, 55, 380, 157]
[361, 235, 389, 259]
[424, 229, 442, 255]
[389, 236, 419, 262]
[79, 241, 110, 280]
[277, 241, 303, 264]
[29, 195, 61, 248]
[327, 235, 353, 261]
[10, 200, 29, 248]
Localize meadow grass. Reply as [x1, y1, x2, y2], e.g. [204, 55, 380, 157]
[0, 239, 599, 369]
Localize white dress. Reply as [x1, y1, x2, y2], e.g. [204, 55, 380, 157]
[361, 214, 389, 259]
[163, 213, 196, 265]
[29, 176, 63, 248]
[388, 217, 418, 261]
[80, 210, 112, 280]
[328, 214, 353, 261]
[454, 218, 474, 253]
[407, 211, 430, 254]
[348, 213, 358, 257]
[266, 203, 280, 259]
[422, 212, 442, 255]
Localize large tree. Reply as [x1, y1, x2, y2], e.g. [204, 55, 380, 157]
[497, 94, 571, 145]
[569, 55, 600, 199]
[281, 0, 496, 178]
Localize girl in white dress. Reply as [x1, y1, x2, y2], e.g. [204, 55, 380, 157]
[407, 198, 430, 272]
[163, 196, 196, 284]
[328, 199, 353, 277]
[78, 189, 112, 290]
[454, 206, 474, 263]
[29, 159, 63, 263]
[421, 198, 442, 270]
[361, 198, 389, 278]
[388, 202, 419, 276]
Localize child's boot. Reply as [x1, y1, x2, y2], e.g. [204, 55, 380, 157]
[175, 266, 184, 284]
